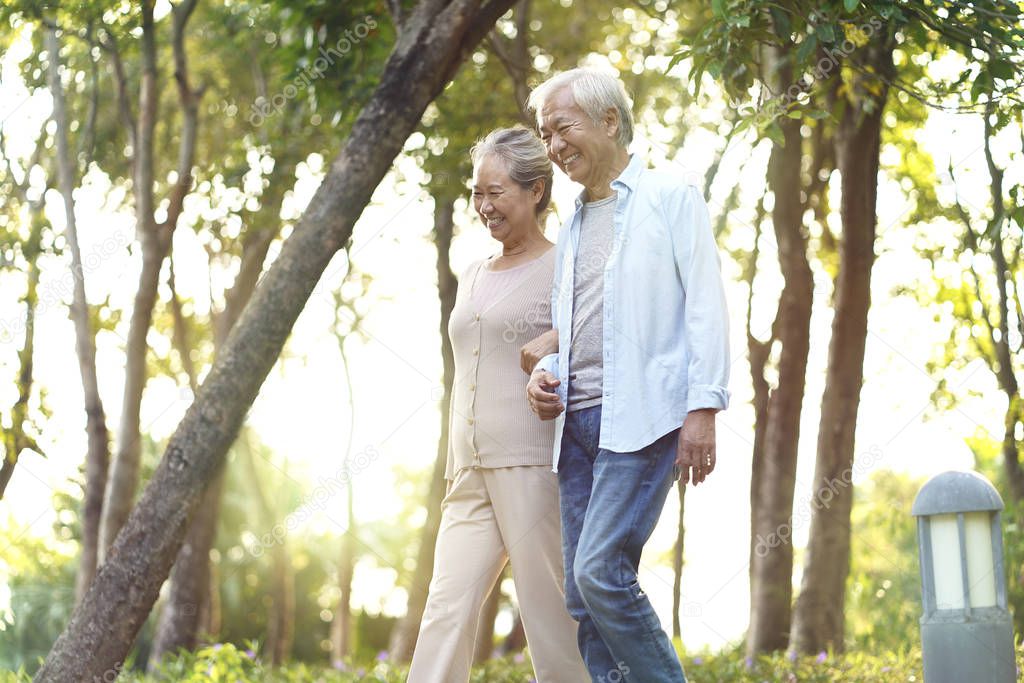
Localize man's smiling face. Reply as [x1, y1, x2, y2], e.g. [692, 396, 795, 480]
[538, 86, 619, 193]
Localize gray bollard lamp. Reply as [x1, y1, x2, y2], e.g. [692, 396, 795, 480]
[912, 470, 1016, 682]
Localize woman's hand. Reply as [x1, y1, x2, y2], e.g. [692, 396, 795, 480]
[520, 328, 559, 374]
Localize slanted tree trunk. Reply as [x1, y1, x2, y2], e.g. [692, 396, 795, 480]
[34, 4, 517, 678]
[389, 194, 458, 660]
[45, 24, 112, 603]
[746, 45, 815, 655]
[790, 42, 892, 655]
[99, 0, 203, 559]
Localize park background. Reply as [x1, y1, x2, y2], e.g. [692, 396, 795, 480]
[0, 0, 1022, 680]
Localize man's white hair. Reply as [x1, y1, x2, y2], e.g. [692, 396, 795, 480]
[527, 68, 634, 148]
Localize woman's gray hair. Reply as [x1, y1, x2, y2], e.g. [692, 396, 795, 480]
[527, 68, 634, 148]
[470, 126, 554, 215]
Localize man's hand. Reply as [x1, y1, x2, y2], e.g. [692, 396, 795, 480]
[676, 408, 717, 485]
[521, 329, 559, 375]
[527, 370, 564, 420]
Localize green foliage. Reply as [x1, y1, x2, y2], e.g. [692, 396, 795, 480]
[846, 471, 923, 651]
[0, 646, 989, 682]
[676, 1, 1024, 135]
[0, 532, 76, 672]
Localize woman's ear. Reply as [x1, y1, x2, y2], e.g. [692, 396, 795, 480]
[531, 178, 545, 206]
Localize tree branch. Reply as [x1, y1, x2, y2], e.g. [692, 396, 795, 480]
[96, 27, 137, 152]
[161, 0, 206, 237]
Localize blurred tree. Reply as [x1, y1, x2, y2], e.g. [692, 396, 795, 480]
[42, 19, 112, 607]
[680, 0, 1024, 654]
[327, 257, 372, 664]
[0, 127, 48, 501]
[91, 0, 207, 561]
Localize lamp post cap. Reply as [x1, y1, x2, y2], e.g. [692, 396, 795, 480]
[912, 470, 1004, 517]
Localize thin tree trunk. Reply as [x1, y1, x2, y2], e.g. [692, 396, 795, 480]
[500, 610, 526, 654]
[331, 485, 357, 663]
[331, 304, 362, 664]
[790, 44, 892, 654]
[389, 194, 458, 660]
[34, 4, 516, 678]
[45, 24, 112, 603]
[99, 0, 202, 559]
[672, 484, 685, 640]
[746, 109, 813, 656]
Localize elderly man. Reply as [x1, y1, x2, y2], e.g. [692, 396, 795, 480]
[524, 69, 730, 682]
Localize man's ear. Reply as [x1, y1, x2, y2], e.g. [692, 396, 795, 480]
[603, 107, 620, 139]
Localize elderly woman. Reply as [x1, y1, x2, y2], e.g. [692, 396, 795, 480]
[407, 127, 586, 683]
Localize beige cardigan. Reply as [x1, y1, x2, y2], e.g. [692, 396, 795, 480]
[445, 248, 557, 480]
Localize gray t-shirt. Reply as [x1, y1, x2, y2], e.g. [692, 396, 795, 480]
[568, 194, 616, 411]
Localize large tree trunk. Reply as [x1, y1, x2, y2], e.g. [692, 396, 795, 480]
[34, 4, 516, 678]
[389, 194, 458, 660]
[746, 109, 814, 656]
[45, 24, 112, 603]
[790, 44, 892, 654]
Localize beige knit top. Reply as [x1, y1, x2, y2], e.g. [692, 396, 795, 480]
[445, 247, 557, 480]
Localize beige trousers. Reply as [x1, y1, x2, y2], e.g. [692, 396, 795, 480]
[407, 465, 588, 683]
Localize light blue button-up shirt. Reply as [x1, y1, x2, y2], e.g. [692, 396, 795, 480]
[536, 154, 731, 471]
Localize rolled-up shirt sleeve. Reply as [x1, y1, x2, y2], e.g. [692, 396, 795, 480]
[668, 184, 731, 413]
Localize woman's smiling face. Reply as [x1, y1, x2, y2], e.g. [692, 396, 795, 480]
[471, 153, 540, 243]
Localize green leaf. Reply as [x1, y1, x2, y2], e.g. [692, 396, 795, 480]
[712, 0, 725, 18]
[795, 33, 818, 64]
[816, 22, 836, 43]
[769, 7, 791, 40]
[989, 59, 1015, 81]
[970, 71, 990, 101]
[764, 121, 786, 146]
[844, 0, 859, 12]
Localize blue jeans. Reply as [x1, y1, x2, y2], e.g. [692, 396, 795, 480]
[559, 405, 686, 683]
